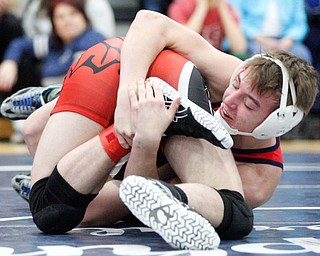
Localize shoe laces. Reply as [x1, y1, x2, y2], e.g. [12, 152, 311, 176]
[20, 181, 31, 199]
[13, 91, 42, 112]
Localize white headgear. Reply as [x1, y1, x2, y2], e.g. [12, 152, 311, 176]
[215, 54, 304, 139]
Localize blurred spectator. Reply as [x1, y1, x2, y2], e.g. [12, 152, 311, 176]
[0, 0, 24, 111]
[229, 0, 312, 63]
[0, 0, 105, 90]
[167, 0, 247, 59]
[305, 0, 320, 72]
[0, 0, 105, 142]
[304, 0, 320, 113]
[0, 0, 23, 65]
[141, 0, 172, 14]
[4, 0, 28, 18]
[22, 0, 115, 38]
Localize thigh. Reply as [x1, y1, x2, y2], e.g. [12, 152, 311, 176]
[164, 136, 243, 193]
[24, 99, 58, 156]
[31, 111, 104, 183]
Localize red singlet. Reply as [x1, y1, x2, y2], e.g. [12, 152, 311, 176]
[51, 37, 195, 127]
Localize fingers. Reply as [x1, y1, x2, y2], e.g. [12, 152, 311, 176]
[150, 78, 181, 122]
[137, 78, 154, 101]
[145, 79, 154, 99]
[127, 83, 138, 108]
[120, 135, 132, 148]
[130, 78, 155, 102]
[115, 128, 133, 149]
[168, 94, 181, 120]
[137, 78, 146, 100]
[151, 79, 163, 100]
[128, 77, 181, 129]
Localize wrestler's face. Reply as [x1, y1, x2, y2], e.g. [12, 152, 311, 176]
[221, 69, 278, 133]
[53, 3, 87, 43]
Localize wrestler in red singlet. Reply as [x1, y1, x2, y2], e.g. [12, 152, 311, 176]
[53, 37, 283, 169]
[52, 37, 209, 128]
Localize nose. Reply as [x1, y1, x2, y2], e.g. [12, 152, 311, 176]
[223, 89, 241, 109]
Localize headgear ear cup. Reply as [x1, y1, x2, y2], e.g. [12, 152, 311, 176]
[252, 105, 304, 138]
[216, 54, 304, 139]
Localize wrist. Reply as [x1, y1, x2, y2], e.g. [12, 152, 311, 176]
[132, 133, 161, 153]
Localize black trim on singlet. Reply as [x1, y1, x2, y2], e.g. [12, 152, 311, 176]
[231, 138, 283, 169]
[232, 137, 281, 154]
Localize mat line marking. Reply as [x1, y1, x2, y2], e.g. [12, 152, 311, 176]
[0, 216, 32, 222]
[0, 165, 32, 172]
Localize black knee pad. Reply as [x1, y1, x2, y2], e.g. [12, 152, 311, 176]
[32, 203, 86, 234]
[215, 189, 253, 240]
[29, 167, 97, 234]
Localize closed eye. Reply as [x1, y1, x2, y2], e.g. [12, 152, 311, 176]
[232, 74, 241, 89]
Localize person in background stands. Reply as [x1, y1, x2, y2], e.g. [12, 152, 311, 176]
[21, 0, 115, 38]
[228, 0, 312, 63]
[0, 0, 105, 142]
[167, 0, 247, 59]
[0, 0, 105, 93]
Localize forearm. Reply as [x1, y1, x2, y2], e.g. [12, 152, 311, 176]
[120, 10, 241, 105]
[4, 37, 34, 63]
[124, 135, 160, 179]
[120, 10, 213, 89]
[117, 11, 170, 119]
[120, 11, 168, 92]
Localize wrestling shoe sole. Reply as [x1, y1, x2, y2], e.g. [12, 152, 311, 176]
[120, 175, 220, 250]
[149, 77, 233, 149]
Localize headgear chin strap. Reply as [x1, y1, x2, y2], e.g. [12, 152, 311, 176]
[214, 54, 304, 139]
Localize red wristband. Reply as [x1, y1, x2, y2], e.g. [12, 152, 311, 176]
[99, 124, 131, 163]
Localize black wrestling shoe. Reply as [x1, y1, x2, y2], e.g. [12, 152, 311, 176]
[148, 77, 233, 149]
[119, 175, 220, 250]
[1, 85, 61, 120]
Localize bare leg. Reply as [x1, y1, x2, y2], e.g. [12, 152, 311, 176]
[80, 180, 130, 227]
[31, 111, 114, 194]
[164, 136, 243, 227]
[23, 99, 58, 156]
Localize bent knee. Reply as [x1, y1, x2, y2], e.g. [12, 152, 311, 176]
[29, 167, 97, 234]
[216, 189, 254, 240]
[33, 204, 85, 234]
[245, 188, 273, 209]
[22, 115, 43, 149]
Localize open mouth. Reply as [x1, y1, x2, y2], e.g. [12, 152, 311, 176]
[221, 106, 233, 120]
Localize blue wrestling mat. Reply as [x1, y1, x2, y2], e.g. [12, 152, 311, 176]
[0, 152, 319, 256]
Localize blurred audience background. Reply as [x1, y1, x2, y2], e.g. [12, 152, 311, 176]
[167, 0, 247, 59]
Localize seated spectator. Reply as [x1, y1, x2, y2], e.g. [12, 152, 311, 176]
[0, 0, 24, 96]
[0, 0, 24, 141]
[167, 0, 247, 59]
[0, 0, 105, 143]
[229, 0, 312, 63]
[22, 0, 115, 38]
[0, 0, 23, 61]
[304, 0, 320, 113]
[0, 0, 105, 91]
